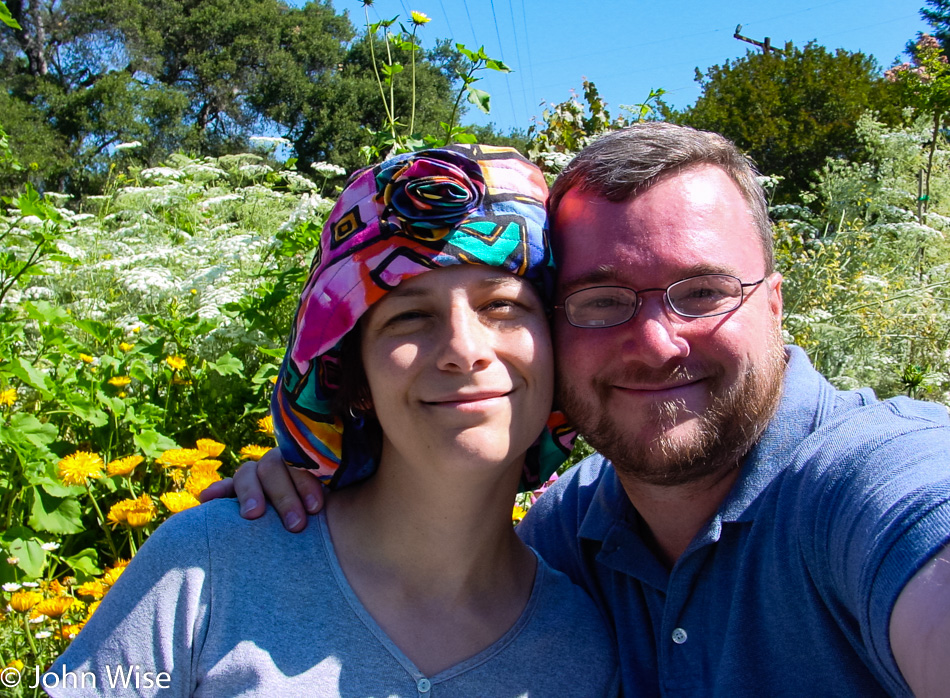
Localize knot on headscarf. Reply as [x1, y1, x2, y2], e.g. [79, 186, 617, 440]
[379, 152, 486, 241]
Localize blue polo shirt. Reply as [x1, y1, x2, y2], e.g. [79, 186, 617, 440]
[519, 346, 950, 697]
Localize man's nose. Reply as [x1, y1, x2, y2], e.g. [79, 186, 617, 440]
[619, 293, 690, 368]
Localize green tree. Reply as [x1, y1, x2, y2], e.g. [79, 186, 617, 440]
[669, 42, 902, 201]
[920, 0, 950, 53]
[1, 0, 470, 191]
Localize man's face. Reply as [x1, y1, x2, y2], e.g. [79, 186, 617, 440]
[552, 165, 786, 487]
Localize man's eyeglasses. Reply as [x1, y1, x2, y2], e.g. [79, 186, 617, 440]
[554, 274, 766, 329]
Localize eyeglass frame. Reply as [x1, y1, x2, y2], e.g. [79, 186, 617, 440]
[553, 273, 768, 329]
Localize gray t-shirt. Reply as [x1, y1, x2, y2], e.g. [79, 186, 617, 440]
[47, 500, 619, 697]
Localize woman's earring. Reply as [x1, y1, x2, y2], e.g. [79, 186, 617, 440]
[348, 406, 365, 429]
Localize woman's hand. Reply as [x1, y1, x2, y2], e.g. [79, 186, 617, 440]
[198, 448, 325, 531]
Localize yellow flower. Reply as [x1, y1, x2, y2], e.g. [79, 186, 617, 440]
[160, 491, 200, 513]
[107, 494, 156, 528]
[35, 596, 73, 619]
[101, 560, 129, 587]
[196, 439, 225, 458]
[125, 510, 155, 527]
[47, 579, 68, 596]
[512, 505, 528, 523]
[165, 355, 187, 371]
[191, 459, 221, 475]
[158, 448, 203, 468]
[59, 623, 82, 640]
[257, 415, 275, 437]
[185, 468, 222, 498]
[131, 326, 140, 334]
[107, 455, 144, 477]
[119, 342, 135, 352]
[79, 353, 95, 364]
[57, 452, 105, 486]
[107, 376, 132, 387]
[9, 591, 42, 613]
[239, 444, 270, 461]
[5, 659, 24, 671]
[269, 375, 278, 385]
[410, 10, 430, 25]
[84, 600, 101, 621]
[0, 387, 16, 407]
[75, 581, 106, 600]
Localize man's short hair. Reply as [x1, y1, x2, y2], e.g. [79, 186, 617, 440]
[548, 122, 775, 273]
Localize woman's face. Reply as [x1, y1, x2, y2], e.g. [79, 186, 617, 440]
[359, 264, 554, 477]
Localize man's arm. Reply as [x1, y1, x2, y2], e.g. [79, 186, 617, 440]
[198, 448, 324, 531]
[889, 541, 950, 697]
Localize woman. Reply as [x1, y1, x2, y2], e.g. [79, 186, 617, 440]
[48, 145, 619, 696]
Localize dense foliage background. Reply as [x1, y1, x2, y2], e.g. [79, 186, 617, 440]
[1, 0, 950, 688]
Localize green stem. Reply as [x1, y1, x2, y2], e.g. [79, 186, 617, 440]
[21, 614, 39, 661]
[364, 6, 395, 133]
[409, 26, 418, 136]
[84, 484, 119, 560]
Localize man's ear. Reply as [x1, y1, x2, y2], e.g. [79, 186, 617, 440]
[767, 272, 783, 320]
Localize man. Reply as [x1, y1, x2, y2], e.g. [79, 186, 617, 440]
[207, 123, 950, 696]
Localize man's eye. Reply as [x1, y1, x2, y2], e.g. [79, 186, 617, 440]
[579, 296, 622, 310]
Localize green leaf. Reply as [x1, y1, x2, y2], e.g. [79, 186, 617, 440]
[64, 548, 101, 582]
[207, 351, 244, 377]
[2, 532, 46, 578]
[453, 132, 478, 144]
[8, 356, 54, 396]
[466, 87, 492, 114]
[63, 395, 109, 427]
[134, 429, 179, 458]
[6, 412, 57, 449]
[485, 59, 511, 73]
[1, 2, 21, 29]
[28, 487, 84, 534]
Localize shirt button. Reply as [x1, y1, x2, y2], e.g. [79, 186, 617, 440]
[417, 678, 431, 693]
[671, 627, 688, 644]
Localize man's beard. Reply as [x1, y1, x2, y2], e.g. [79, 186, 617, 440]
[557, 337, 787, 487]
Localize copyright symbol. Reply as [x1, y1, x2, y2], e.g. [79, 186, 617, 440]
[0, 667, 20, 687]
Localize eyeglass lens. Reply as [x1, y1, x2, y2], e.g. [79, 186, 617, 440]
[565, 274, 744, 327]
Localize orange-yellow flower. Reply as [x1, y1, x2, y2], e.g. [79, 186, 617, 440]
[160, 491, 200, 513]
[107, 375, 132, 387]
[107, 455, 144, 477]
[239, 445, 270, 461]
[165, 355, 187, 371]
[5, 659, 24, 671]
[84, 600, 101, 621]
[75, 581, 106, 600]
[57, 452, 104, 486]
[158, 448, 203, 468]
[107, 494, 156, 528]
[59, 623, 83, 640]
[257, 415, 275, 437]
[191, 459, 221, 475]
[79, 353, 95, 364]
[101, 560, 129, 588]
[9, 591, 42, 613]
[185, 468, 222, 498]
[35, 596, 73, 618]
[196, 439, 225, 458]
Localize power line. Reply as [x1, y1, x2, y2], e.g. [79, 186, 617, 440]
[488, 0, 520, 126]
[460, 0, 480, 47]
[506, 0, 531, 126]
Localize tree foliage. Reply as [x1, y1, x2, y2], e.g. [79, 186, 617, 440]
[0, 0, 464, 191]
[668, 42, 902, 201]
[920, 0, 950, 52]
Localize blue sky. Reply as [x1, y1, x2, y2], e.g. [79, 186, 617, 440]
[347, 0, 931, 134]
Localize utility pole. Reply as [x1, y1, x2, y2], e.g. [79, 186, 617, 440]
[733, 25, 785, 55]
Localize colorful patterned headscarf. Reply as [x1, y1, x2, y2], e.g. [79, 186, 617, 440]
[271, 144, 576, 490]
